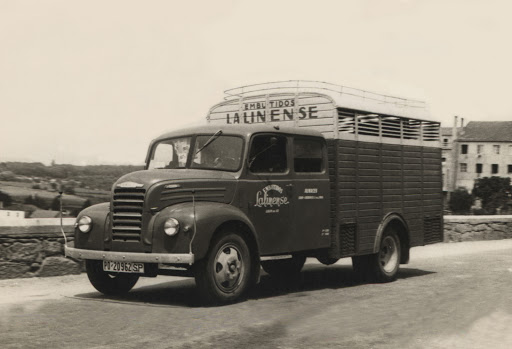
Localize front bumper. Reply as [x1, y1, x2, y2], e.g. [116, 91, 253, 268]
[65, 246, 194, 265]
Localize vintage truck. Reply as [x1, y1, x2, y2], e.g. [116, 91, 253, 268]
[66, 81, 443, 304]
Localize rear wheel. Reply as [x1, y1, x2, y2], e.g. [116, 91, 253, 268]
[261, 255, 306, 277]
[352, 228, 401, 283]
[86, 260, 139, 295]
[195, 232, 253, 304]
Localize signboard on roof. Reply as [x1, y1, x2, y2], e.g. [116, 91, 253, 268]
[208, 94, 334, 125]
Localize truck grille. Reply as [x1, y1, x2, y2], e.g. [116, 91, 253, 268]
[112, 188, 145, 241]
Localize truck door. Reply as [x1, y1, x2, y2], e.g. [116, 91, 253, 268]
[245, 134, 294, 255]
[290, 137, 331, 251]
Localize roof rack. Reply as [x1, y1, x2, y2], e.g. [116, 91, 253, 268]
[224, 80, 430, 120]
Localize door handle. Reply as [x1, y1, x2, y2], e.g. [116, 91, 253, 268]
[285, 184, 294, 195]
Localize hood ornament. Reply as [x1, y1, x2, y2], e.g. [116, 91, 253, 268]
[117, 181, 144, 188]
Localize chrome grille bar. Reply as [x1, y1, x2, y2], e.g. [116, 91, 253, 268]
[112, 188, 145, 241]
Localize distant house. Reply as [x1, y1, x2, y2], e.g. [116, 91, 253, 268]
[0, 210, 25, 219]
[447, 121, 512, 192]
[30, 210, 60, 218]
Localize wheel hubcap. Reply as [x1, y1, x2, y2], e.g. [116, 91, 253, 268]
[379, 236, 398, 273]
[214, 244, 244, 293]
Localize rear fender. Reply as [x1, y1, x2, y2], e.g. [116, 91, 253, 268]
[373, 213, 410, 264]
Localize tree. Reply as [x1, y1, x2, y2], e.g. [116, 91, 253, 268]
[51, 196, 61, 211]
[449, 188, 473, 214]
[32, 194, 48, 209]
[0, 191, 13, 207]
[63, 185, 75, 195]
[24, 195, 35, 205]
[473, 177, 511, 214]
[81, 199, 92, 211]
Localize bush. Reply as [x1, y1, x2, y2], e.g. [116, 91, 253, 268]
[473, 177, 511, 214]
[449, 188, 473, 214]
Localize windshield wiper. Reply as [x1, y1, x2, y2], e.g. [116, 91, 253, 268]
[195, 130, 223, 155]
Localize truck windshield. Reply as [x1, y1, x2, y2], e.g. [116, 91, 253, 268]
[148, 135, 243, 171]
[148, 137, 192, 169]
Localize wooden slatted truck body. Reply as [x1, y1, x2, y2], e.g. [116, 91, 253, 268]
[66, 81, 443, 304]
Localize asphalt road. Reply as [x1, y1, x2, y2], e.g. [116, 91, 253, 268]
[1, 240, 512, 349]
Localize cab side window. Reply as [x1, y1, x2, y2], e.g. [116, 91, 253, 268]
[249, 135, 287, 173]
[294, 138, 323, 173]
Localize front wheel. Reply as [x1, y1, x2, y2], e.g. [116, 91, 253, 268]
[86, 260, 139, 295]
[195, 232, 253, 304]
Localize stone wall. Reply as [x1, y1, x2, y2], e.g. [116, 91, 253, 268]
[0, 218, 81, 280]
[1, 216, 512, 280]
[444, 215, 512, 242]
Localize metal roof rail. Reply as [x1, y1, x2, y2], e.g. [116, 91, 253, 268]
[224, 80, 430, 120]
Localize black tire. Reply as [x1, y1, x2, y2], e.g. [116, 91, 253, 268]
[195, 232, 253, 304]
[86, 260, 139, 295]
[352, 228, 401, 283]
[261, 255, 306, 277]
[316, 255, 339, 266]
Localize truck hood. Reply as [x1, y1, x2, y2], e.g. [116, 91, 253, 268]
[113, 169, 239, 210]
[114, 169, 238, 189]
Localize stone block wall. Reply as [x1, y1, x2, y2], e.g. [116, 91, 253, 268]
[444, 215, 512, 242]
[1, 216, 512, 280]
[0, 218, 82, 280]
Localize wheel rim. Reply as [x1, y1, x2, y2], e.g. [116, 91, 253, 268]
[213, 243, 245, 293]
[379, 235, 399, 273]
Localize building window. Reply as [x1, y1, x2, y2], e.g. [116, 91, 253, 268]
[508, 164, 512, 174]
[493, 145, 500, 154]
[441, 157, 446, 162]
[476, 163, 483, 173]
[443, 138, 449, 146]
[461, 144, 468, 154]
[492, 164, 499, 174]
[477, 145, 483, 154]
[460, 163, 467, 172]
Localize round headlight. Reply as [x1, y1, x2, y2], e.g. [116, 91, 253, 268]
[77, 215, 92, 233]
[164, 218, 180, 236]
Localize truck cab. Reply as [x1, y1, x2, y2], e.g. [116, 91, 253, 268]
[68, 124, 331, 303]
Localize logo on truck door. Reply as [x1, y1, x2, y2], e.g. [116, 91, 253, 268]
[254, 184, 289, 208]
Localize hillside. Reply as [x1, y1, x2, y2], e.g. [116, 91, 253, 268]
[0, 161, 144, 217]
[0, 162, 144, 191]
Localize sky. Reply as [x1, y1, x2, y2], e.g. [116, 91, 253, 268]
[1, 0, 512, 165]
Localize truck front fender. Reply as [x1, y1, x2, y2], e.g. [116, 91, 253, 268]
[74, 202, 110, 250]
[151, 202, 258, 261]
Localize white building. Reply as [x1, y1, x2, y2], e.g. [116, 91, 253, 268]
[0, 210, 25, 219]
[452, 121, 512, 191]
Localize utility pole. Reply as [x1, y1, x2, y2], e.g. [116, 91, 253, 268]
[449, 115, 459, 202]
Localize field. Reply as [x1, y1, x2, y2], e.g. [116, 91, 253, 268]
[0, 181, 110, 208]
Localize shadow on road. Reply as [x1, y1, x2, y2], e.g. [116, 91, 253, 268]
[251, 264, 435, 301]
[73, 264, 435, 308]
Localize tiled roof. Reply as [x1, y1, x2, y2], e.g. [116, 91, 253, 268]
[441, 127, 452, 136]
[441, 127, 464, 136]
[458, 121, 512, 142]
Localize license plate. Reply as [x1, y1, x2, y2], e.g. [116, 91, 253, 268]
[103, 261, 144, 274]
